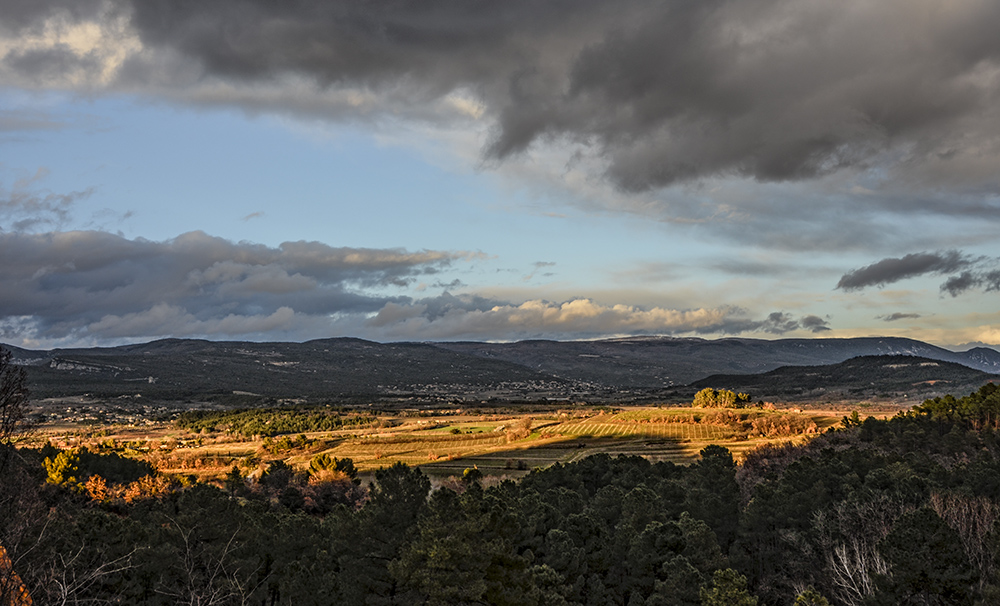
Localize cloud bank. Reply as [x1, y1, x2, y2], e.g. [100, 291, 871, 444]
[363, 297, 829, 341]
[0, 230, 473, 345]
[0, 230, 831, 346]
[2, 0, 1000, 218]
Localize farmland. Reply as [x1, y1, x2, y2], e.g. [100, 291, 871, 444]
[29, 402, 880, 482]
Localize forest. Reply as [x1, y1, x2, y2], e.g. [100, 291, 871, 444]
[4, 359, 1000, 604]
[175, 407, 379, 437]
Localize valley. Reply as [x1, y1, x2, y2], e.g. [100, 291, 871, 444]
[14, 335, 995, 482]
[27, 400, 888, 483]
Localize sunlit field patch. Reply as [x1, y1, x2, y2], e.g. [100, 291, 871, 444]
[27, 403, 872, 482]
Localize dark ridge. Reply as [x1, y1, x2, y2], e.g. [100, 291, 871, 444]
[5, 336, 999, 404]
[690, 355, 999, 401]
[7, 338, 565, 402]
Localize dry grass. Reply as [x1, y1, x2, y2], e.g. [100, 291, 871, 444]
[30, 405, 867, 480]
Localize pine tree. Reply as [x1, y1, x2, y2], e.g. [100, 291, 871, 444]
[699, 568, 758, 606]
[871, 507, 977, 605]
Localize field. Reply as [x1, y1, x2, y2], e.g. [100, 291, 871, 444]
[30, 403, 888, 482]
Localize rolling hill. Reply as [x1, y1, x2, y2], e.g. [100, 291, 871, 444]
[690, 355, 999, 401]
[4, 336, 998, 403]
[437, 336, 1000, 386]
[6, 338, 565, 402]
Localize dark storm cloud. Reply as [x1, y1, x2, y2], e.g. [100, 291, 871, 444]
[836, 251, 974, 291]
[940, 269, 1000, 297]
[430, 279, 465, 290]
[725, 311, 830, 335]
[124, 0, 1000, 190]
[757, 312, 800, 335]
[684, 310, 829, 336]
[4, 47, 107, 84]
[0, 0, 107, 32]
[941, 272, 981, 297]
[7, 0, 1000, 197]
[985, 271, 1000, 292]
[702, 311, 833, 336]
[800, 315, 831, 333]
[838, 250, 1000, 296]
[414, 292, 500, 322]
[0, 230, 476, 342]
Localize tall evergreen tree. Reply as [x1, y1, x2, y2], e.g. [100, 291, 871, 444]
[870, 507, 977, 605]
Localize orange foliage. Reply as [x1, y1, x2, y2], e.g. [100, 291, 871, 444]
[83, 474, 109, 502]
[121, 475, 173, 503]
[0, 545, 32, 605]
[80, 473, 175, 505]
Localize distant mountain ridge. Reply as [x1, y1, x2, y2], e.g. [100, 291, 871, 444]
[436, 336, 1000, 386]
[5, 338, 565, 402]
[691, 355, 998, 401]
[4, 335, 998, 402]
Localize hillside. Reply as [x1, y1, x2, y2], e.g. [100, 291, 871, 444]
[691, 354, 999, 400]
[5, 336, 999, 403]
[438, 336, 1000, 386]
[7, 338, 567, 402]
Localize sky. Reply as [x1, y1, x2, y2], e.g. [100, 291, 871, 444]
[1, 0, 999, 350]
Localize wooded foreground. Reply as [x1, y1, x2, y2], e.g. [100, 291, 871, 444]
[2, 382, 1000, 605]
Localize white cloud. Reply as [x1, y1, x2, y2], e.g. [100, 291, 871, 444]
[977, 326, 1000, 346]
[362, 297, 816, 341]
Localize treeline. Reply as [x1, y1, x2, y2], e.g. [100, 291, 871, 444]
[175, 406, 377, 437]
[3, 383, 1000, 604]
[2, 444, 757, 605]
[734, 383, 1000, 605]
[42, 444, 154, 487]
[618, 410, 817, 438]
[692, 388, 754, 408]
[702, 410, 818, 438]
[913, 382, 1000, 430]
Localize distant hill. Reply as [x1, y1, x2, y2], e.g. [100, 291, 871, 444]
[690, 355, 999, 401]
[5, 338, 566, 402]
[437, 336, 1000, 386]
[4, 336, 999, 403]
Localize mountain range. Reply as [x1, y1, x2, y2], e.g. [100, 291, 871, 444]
[5, 336, 999, 403]
[437, 336, 1000, 386]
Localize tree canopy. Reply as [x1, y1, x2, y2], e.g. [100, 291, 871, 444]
[692, 388, 753, 408]
[4, 382, 1000, 604]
